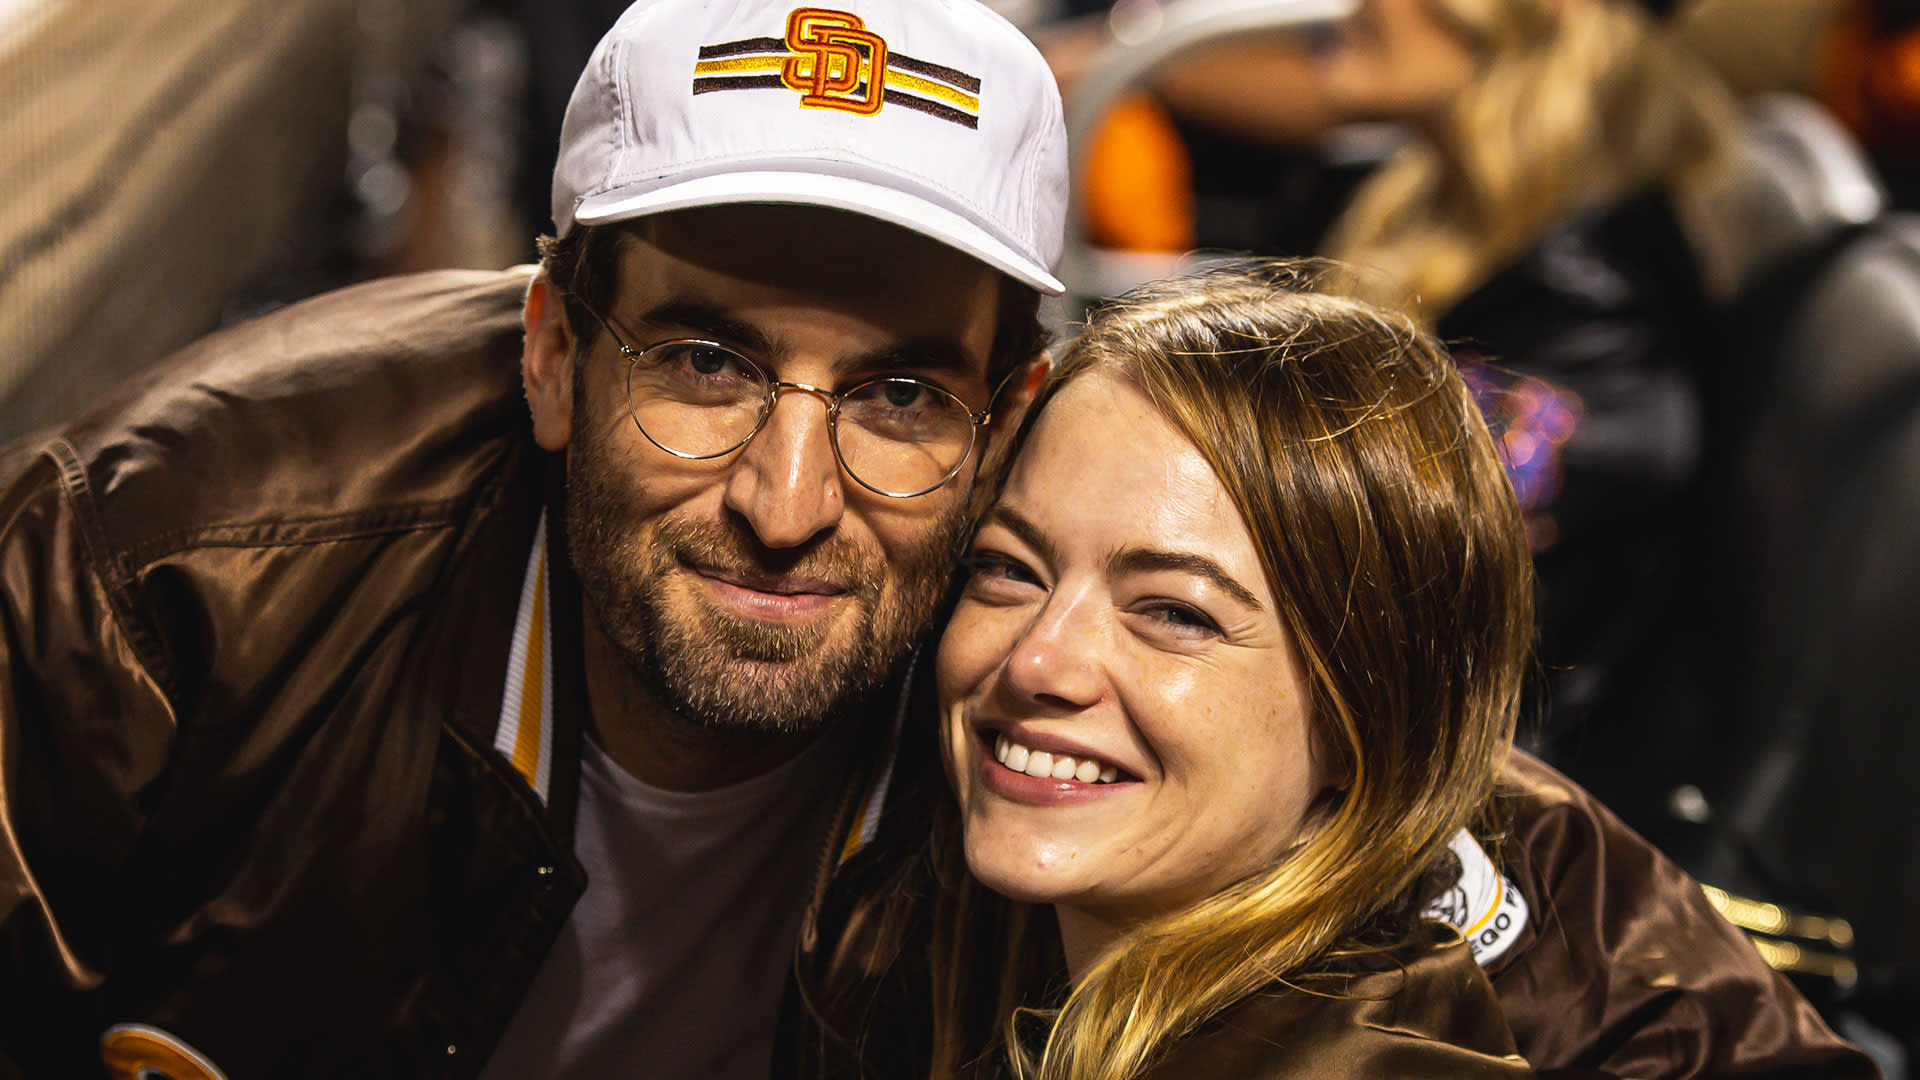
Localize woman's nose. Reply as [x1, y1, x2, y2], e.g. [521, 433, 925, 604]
[1000, 594, 1109, 711]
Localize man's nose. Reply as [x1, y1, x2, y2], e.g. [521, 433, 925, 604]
[722, 386, 847, 549]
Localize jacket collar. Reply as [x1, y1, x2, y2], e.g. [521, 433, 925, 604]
[482, 482, 586, 848]
[495, 509, 557, 805]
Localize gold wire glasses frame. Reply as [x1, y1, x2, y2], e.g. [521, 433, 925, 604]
[573, 299, 1002, 498]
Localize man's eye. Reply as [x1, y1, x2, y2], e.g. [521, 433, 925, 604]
[842, 379, 969, 444]
[880, 381, 932, 409]
[669, 344, 746, 379]
[643, 343, 761, 404]
[851, 378, 948, 419]
[688, 347, 734, 375]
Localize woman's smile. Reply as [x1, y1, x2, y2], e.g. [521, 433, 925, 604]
[990, 732, 1124, 786]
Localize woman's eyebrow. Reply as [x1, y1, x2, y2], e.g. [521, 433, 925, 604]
[980, 504, 1061, 568]
[1109, 548, 1265, 612]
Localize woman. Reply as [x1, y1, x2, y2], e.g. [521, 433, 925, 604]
[793, 264, 1538, 1079]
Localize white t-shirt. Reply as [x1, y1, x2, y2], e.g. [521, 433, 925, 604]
[478, 725, 848, 1080]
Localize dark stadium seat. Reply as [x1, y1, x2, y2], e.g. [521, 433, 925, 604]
[1581, 98, 1917, 1066]
[1703, 214, 1920, 1018]
[1709, 93, 1886, 289]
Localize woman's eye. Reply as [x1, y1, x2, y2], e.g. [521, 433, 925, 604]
[1138, 602, 1220, 637]
[961, 553, 1040, 591]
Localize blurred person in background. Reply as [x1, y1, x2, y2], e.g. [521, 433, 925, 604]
[1309, 0, 1744, 776]
[1059, 0, 1743, 808]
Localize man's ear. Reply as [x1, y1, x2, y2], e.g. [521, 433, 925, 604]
[1010, 351, 1051, 410]
[522, 272, 576, 452]
[968, 351, 1052, 518]
[990, 351, 1052, 432]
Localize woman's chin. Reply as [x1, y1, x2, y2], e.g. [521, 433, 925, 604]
[960, 827, 1090, 908]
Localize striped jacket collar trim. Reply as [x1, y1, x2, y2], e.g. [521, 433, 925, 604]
[495, 510, 555, 804]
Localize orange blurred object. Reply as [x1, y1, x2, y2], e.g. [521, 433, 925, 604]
[1082, 94, 1197, 252]
[1819, 0, 1920, 158]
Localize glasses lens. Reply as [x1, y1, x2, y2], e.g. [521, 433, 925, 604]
[835, 378, 977, 495]
[628, 342, 768, 457]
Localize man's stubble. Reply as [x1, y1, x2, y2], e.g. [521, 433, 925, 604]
[564, 385, 967, 735]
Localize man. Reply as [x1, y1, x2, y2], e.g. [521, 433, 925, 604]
[0, 1, 1877, 1079]
[0, 0, 1062, 1076]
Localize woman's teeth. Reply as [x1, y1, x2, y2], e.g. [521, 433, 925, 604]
[994, 733, 1120, 784]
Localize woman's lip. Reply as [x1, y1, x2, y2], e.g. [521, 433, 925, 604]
[974, 735, 1134, 806]
[975, 722, 1133, 778]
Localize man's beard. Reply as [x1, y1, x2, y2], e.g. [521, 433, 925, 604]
[564, 405, 966, 735]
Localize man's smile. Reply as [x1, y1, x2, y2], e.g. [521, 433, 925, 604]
[683, 558, 854, 622]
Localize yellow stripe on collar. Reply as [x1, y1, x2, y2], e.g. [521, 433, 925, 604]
[496, 511, 554, 803]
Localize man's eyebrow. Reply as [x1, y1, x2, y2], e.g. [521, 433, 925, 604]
[1109, 548, 1266, 612]
[980, 504, 1061, 568]
[632, 300, 982, 385]
[850, 339, 981, 382]
[633, 300, 773, 354]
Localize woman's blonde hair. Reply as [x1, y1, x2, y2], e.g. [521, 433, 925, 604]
[1321, 0, 1741, 318]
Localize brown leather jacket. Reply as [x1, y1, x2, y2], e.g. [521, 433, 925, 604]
[0, 270, 1875, 1079]
[1133, 928, 1534, 1080]
[0, 270, 589, 1079]
[1156, 752, 1885, 1078]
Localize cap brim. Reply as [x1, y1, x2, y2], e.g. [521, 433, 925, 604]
[572, 169, 1065, 296]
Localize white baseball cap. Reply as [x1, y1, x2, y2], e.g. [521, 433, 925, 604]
[552, 0, 1068, 295]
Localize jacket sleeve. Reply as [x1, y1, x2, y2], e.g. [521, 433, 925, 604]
[0, 438, 181, 1077]
[1487, 751, 1881, 1079]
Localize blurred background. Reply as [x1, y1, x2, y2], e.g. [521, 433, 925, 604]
[2, 0, 1917, 1073]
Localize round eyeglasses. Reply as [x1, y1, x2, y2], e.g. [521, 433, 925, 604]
[576, 301, 999, 498]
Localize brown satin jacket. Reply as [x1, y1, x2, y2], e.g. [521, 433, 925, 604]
[0, 270, 1876, 1080]
[1132, 928, 1536, 1080]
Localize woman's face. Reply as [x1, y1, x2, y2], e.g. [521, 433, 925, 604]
[938, 372, 1328, 941]
[1315, 0, 1480, 125]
